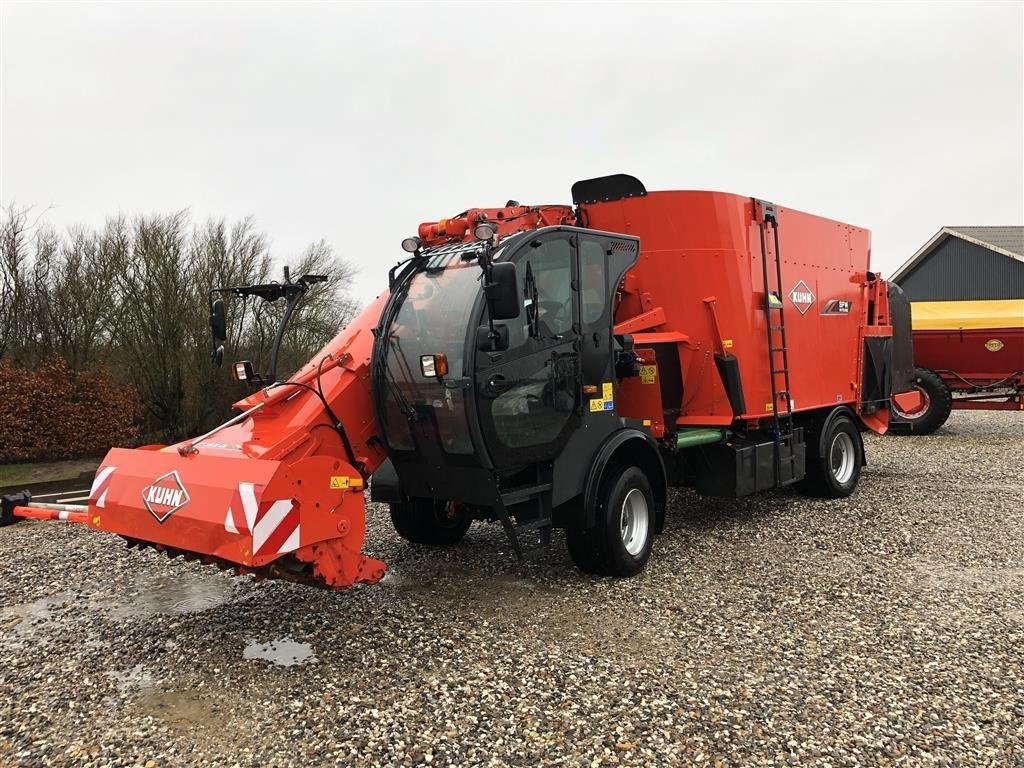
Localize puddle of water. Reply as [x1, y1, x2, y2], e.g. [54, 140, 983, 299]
[243, 637, 317, 667]
[106, 663, 156, 696]
[378, 567, 434, 594]
[137, 688, 212, 725]
[491, 572, 551, 593]
[381, 565, 549, 596]
[102, 574, 233, 620]
[0, 591, 75, 639]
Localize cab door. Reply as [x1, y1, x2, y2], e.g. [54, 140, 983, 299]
[474, 231, 581, 470]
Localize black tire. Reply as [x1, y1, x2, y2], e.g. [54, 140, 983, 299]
[566, 465, 655, 577]
[890, 367, 953, 435]
[797, 412, 864, 499]
[389, 498, 470, 546]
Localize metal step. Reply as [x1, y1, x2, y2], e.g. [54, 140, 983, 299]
[514, 516, 552, 533]
[500, 482, 552, 506]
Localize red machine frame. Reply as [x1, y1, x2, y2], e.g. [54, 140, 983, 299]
[2, 177, 921, 588]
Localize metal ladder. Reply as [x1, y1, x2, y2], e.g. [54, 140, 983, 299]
[495, 465, 553, 560]
[756, 201, 798, 486]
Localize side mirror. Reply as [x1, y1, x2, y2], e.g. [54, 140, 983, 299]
[476, 324, 509, 352]
[210, 298, 227, 341]
[486, 262, 520, 321]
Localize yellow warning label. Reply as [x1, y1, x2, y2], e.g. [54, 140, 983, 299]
[590, 399, 605, 412]
[602, 382, 613, 399]
[330, 476, 350, 489]
[766, 403, 774, 412]
[639, 365, 657, 384]
[723, 339, 734, 349]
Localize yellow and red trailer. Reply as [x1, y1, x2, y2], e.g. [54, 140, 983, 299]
[891, 299, 1024, 433]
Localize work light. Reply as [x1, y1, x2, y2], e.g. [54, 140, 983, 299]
[474, 222, 497, 241]
[232, 360, 255, 382]
[402, 236, 422, 253]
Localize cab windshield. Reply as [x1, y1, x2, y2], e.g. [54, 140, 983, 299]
[380, 244, 491, 454]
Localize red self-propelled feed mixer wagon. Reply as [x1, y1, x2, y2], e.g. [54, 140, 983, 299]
[1, 175, 923, 587]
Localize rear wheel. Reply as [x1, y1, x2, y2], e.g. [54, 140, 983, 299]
[566, 465, 655, 577]
[389, 498, 471, 546]
[890, 367, 953, 435]
[797, 412, 864, 499]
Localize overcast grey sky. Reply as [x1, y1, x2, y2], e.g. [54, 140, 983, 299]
[2, 1, 1022, 303]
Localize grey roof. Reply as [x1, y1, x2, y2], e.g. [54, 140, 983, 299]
[944, 226, 1024, 258]
[889, 225, 1024, 282]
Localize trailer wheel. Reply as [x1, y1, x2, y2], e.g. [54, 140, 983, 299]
[890, 367, 953, 435]
[566, 465, 654, 577]
[389, 499, 470, 546]
[797, 413, 863, 499]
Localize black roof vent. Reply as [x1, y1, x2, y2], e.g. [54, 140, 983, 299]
[571, 174, 647, 205]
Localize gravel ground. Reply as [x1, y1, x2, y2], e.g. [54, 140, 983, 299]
[1, 410, 1022, 767]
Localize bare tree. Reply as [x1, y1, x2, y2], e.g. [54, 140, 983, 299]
[1, 205, 360, 444]
[0, 204, 32, 360]
[27, 223, 118, 368]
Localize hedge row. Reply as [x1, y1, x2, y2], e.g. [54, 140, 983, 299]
[0, 358, 139, 463]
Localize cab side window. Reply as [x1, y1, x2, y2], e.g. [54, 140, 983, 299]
[524, 237, 573, 338]
[579, 238, 607, 326]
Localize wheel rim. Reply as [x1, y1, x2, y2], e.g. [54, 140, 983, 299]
[892, 384, 931, 419]
[619, 488, 650, 557]
[830, 432, 856, 485]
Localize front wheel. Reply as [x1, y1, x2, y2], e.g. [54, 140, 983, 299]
[890, 367, 953, 435]
[566, 465, 655, 577]
[389, 498, 471, 546]
[797, 412, 864, 499]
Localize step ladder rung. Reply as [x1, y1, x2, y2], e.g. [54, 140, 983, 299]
[500, 482, 552, 505]
[514, 516, 553, 533]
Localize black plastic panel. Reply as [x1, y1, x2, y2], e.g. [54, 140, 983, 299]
[571, 174, 648, 205]
[693, 428, 805, 498]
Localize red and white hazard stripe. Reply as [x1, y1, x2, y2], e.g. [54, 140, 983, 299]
[88, 466, 116, 508]
[223, 482, 300, 557]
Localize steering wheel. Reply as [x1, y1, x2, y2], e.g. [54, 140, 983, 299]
[538, 301, 569, 330]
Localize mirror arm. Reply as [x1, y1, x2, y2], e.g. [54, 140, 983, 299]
[266, 287, 307, 384]
[208, 290, 229, 366]
[477, 242, 501, 350]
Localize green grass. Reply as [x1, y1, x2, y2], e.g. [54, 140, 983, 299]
[0, 458, 100, 488]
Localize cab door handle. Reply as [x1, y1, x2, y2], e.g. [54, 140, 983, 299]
[484, 374, 513, 396]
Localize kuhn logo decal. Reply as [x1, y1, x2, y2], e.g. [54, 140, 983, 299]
[141, 470, 190, 523]
[788, 280, 815, 315]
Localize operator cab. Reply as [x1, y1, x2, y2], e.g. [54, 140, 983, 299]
[371, 224, 640, 555]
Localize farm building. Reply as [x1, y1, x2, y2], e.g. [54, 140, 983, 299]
[889, 226, 1024, 301]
